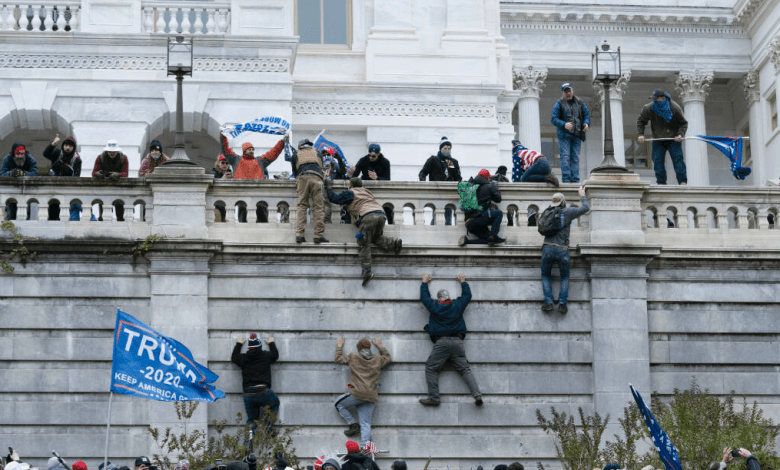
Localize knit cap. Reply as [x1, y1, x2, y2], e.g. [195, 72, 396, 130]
[248, 333, 261, 349]
[345, 441, 360, 454]
[356, 339, 371, 351]
[439, 136, 452, 149]
[73, 462, 87, 470]
[242, 142, 254, 153]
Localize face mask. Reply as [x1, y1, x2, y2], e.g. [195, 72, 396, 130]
[359, 348, 374, 360]
[440, 149, 451, 157]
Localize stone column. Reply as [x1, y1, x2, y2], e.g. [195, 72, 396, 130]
[498, 90, 522, 164]
[743, 70, 765, 184]
[512, 66, 547, 153]
[593, 72, 631, 167]
[676, 70, 714, 186]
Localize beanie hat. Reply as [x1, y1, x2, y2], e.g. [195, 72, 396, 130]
[497, 165, 508, 175]
[242, 142, 254, 153]
[345, 441, 360, 454]
[391, 461, 407, 470]
[48, 458, 60, 470]
[62, 136, 77, 148]
[436, 289, 450, 302]
[494, 466, 508, 470]
[150, 140, 163, 152]
[248, 333, 261, 349]
[551, 192, 565, 207]
[349, 177, 363, 188]
[14, 145, 26, 154]
[73, 462, 88, 470]
[507, 464, 524, 470]
[135, 457, 151, 468]
[356, 339, 371, 351]
[322, 459, 341, 470]
[478, 169, 491, 179]
[511, 139, 522, 150]
[368, 143, 381, 153]
[439, 136, 452, 150]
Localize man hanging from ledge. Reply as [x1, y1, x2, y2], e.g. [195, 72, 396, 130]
[231, 333, 280, 436]
[326, 177, 402, 286]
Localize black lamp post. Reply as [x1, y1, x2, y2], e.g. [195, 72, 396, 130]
[591, 40, 629, 173]
[165, 35, 197, 165]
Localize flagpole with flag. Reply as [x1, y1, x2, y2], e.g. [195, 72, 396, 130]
[630, 383, 683, 470]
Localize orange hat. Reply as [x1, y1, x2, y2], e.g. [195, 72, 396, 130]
[242, 142, 254, 153]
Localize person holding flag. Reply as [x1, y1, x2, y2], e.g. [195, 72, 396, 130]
[637, 89, 689, 185]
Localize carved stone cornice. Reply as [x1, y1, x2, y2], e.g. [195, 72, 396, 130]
[735, 0, 767, 25]
[512, 66, 547, 99]
[742, 70, 760, 104]
[675, 70, 713, 102]
[291, 101, 496, 119]
[0, 55, 289, 72]
[769, 35, 780, 73]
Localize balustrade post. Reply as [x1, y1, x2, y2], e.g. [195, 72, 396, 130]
[413, 208, 424, 225]
[143, 7, 153, 33]
[695, 212, 708, 229]
[193, 8, 203, 34]
[31, 6, 42, 31]
[246, 205, 257, 224]
[59, 204, 69, 221]
[124, 205, 135, 222]
[43, 5, 53, 31]
[180, 8, 191, 34]
[205, 8, 215, 34]
[156, 7, 166, 33]
[148, 165, 210, 238]
[69, 6, 79, 31]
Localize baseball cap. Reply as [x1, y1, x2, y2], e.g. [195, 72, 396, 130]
[551, 193, 565, 207]
[649, 88, 666, 100]
[561, 82, 572, 91]
[135, 457, 151, 468]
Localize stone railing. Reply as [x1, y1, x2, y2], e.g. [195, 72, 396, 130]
[3, 172, 780, 249]
[141, 1, 230, 35]
[0, 2, 80, 32]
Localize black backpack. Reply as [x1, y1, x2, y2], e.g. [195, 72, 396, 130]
[537, 206, 563, 236]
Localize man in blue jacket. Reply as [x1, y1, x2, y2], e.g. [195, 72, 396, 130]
[551, 83, 590, 183]
[419, 273, 482, 406]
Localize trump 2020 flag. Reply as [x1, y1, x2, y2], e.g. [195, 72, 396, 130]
[695, 135, 751, 180]
[630, 384, 682, 470]
[110, 310, 225, 402]
[314, 134, 349, 167]
[221, 116, 291, 140]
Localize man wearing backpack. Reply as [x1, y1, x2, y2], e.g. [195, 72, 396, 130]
[458, 169, 505, 246]
[539, 187, 589, 314]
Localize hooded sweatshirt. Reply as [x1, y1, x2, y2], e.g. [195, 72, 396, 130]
[43, 136, 81, 176]
[335, 344, 391, 402]
[0, 142, 38, 176]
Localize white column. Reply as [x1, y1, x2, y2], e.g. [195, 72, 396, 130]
[593, 72, 631, 167]
[676, 70, 713, 186]
[743, 70, 766, 185]
[512, 66, 547, 153]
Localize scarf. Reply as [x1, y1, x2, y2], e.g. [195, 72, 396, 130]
[358, 349, 373, 360]
[234, 155, 264, 179]
[652, 94, 673, 123]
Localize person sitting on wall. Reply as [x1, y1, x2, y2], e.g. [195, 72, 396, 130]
[512, 140, 559, 187]
[138, 140, 169, 176]
[459, 169, 505, 247]
[42, 134, 84, 220]
[1, 142, 38, 220]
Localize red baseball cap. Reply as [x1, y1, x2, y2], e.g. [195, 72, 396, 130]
[478, 169, 491, 179]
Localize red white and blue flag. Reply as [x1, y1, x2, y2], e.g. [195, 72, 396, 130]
[694, 135, 751, 180]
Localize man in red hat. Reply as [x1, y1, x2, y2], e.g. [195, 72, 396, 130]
[459, 169, 505, 247]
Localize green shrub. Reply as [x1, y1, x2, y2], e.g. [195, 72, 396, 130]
[535, 407, 609, 470]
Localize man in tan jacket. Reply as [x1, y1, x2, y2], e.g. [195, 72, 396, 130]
[334, 337, 391, 451]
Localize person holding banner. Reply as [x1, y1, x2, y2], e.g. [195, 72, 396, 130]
[219, 133, 286, 181]
[637, 88, 689, 185]
[231, 333, 280, 434]
[292, 139, 328, 244]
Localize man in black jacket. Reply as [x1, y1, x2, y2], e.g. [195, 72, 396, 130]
[43, 134, 83, 220]
[231, 333, 280, 433]
[419, 136, 461, 225]
[352, 143, 390, 181]
[459, 169, 504, 247]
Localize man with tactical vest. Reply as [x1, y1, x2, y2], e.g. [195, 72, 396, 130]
[326, 177, 402, 286]
[291, 138, 328, 244]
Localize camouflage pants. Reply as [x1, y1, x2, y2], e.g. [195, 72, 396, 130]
[357, 212, 396, 270]
[296, 174, 325, 238]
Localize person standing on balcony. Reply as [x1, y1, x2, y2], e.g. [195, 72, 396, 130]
[231, 333, 280, 435]
[1, 142, 38, 220]
[322, 147, 347, 224]
[512, 140, 559, 186]
[351, 143, 393, 223]
[42, 134, 84, 220]
[326, 177, 402, 286]
[458, 169, 505, 247]
[419, 137, 461, 225]
[292, 138, 328, 244]
[637, 88, 688, 185]
[551, 83, 590, 183]
[138, 140, 169, 176]
[540, 187, 590, 315]
[334, 337, 391, 451]
[92, 140, 128, 181]
[418, 273, 483, 407]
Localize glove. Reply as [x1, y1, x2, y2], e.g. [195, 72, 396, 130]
[12, 169, 24, 177]
[109, 172, 120, 181]
[94, 173, 105, 180]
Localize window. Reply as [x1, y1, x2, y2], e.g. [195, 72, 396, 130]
[740, 124, 752, 168]
[624, 135, 650, 169]
[540, 134, 560, 167]
[296, 0, 349, 45]
[769, 92, 778, 132]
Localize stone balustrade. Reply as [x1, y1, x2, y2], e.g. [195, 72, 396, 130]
[142, 1, 230, 35]
[3, 173, 780, 249]
[0, 2, 80, 32]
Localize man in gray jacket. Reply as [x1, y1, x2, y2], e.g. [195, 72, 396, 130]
[541, 187, 590, 315]
[637, 88, 689, 185]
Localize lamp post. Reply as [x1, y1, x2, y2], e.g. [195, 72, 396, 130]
[591, 40, 629, 173]
[165, 35, 197, 165]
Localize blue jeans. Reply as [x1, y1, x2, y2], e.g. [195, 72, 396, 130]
[243, 389, 280, 432]
[430, 207, 453, 225]
[520, 158, 551, 183]
[465, 209, 503, 242]
[541, 245, 570, 305]
[651, 141, 687, 184]
[335, 393, 375, 446]
[557, 132, 581, 183]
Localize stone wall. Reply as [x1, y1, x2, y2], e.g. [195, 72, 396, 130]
[2, 170, 780, 470]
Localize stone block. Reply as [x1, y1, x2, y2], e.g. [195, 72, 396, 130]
[591, 331, 649, 361]
[0, 299, 150, 329]
[149, 274, 208, 295]
[651, 372, 780, 395]
[590, 278, 647, 299]
[593, 360, 649, 393]
[668, 340, 779, 364]
[591, 299, 648, 330]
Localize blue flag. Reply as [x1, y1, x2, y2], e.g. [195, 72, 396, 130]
[630, 385, 682, 470]
[695, 135, 751, 180]
[110, 310, 225, 402]
[314, 135, 349, 167]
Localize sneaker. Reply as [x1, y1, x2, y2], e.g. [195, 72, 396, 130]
[545, 173, 560, 187]
[541, 303, 554, 313]
[419, 398, 441, 406]
[394, 239, 403, 255]
[458, 235, 468, 247]
[362, 271, 375, 287]
[474, 396, 483, 406]
[295, 236, 306, 243]
[488, 235, 505, 246]
[313, 237, 329, 244]
[558, 303, 568, 315]
[344, 423, 360, 437]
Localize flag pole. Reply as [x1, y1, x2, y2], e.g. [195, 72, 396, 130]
[645, 136, 750, 142]
[103, 391, 114, 470]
